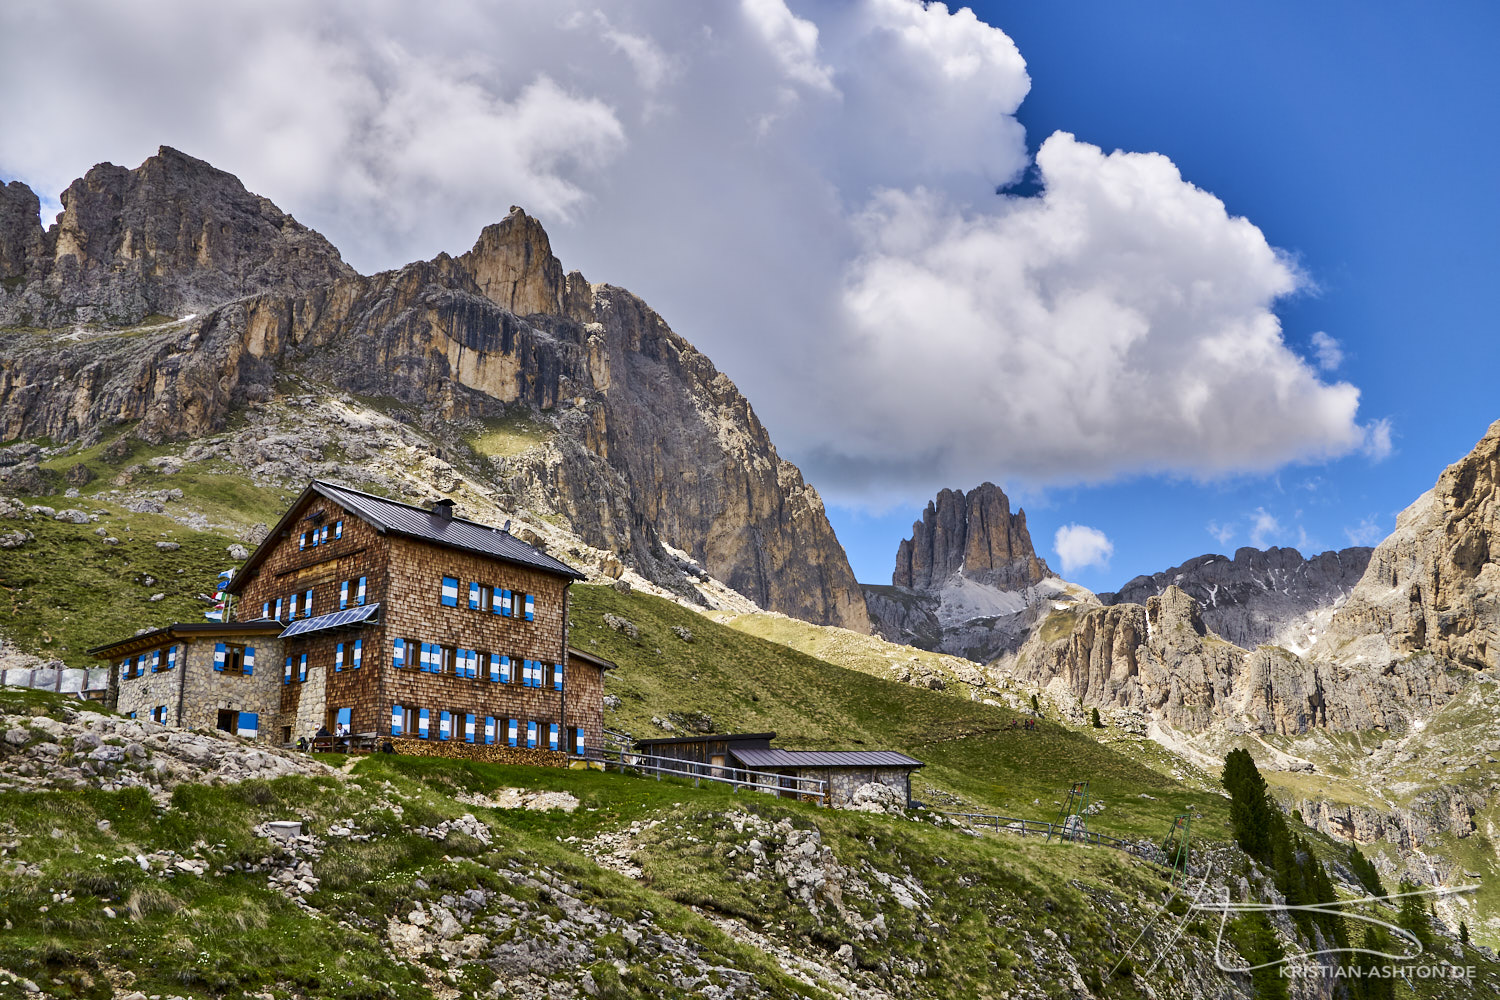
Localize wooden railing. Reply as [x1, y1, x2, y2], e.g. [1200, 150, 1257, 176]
[933, 810, 1159, 861]
[582, 747, 826, 803]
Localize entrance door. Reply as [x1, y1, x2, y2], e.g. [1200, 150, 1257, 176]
[216, 709, 235, 733]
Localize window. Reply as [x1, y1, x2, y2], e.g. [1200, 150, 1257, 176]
[336, 642, 349, 672]
[488, 653, 504, 683]
[339, 577, 368, 610]
[153, 705, 167, 725]
[214, 643, 252, 675]
[472, 583, 493, 613]
[437, 645, 455, 675]
[496, 588, 513, 617]
[281, 725, 292, 743]
[163, 645, 179, 672]
[216, 709, 236, 732]
[440, 576, 459, 607]
[333, 707, 352, 736]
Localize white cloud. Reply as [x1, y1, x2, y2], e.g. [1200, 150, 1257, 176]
[1207, 521, 1236, 547]
[0, 1, 1383, 507]
[1248, 507, 1282, 548]
[1053, 524, 1114, 573]
[1344, 515, 1386, 546]
[1310, 330, 1343, 371]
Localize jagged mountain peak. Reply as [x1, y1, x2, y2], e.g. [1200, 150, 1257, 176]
[893, 481, 1051, 592]
[0, 146, 354, 328]
[459, 206, 569, 318]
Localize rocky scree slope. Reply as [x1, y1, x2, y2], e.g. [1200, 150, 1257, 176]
[864, 482, 1078, 662]
[1100, 545, 1372, 651]
[0, 148, 867, 630]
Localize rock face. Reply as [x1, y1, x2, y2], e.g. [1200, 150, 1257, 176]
[1314, 419, 1500, 672]
[1099, 545, 1372, 651]
[0, 146, 354, 328]
[893, 483, 1050, 592]
[0, 154, 868, 631]
[868, 482, 1064, 661]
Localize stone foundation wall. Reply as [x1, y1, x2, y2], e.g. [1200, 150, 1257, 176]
[388, 737, 568, 767]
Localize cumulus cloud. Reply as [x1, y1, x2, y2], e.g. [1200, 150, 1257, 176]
[1053, 524, 1114, 573]
[1310, 331, 1343, 371]
[0, 1, 1383, 506]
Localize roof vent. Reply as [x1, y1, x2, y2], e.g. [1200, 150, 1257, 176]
[431, 498, 455, 522]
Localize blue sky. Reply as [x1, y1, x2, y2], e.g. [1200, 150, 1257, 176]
[2, 1, 1495, 597]
[828, 1, 1500, 591]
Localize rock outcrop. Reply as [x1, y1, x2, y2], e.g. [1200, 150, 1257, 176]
[1313, 418, 1500, 672]
[893, 483, 1050, 592]
[1100, 545, 1373, 651]
[0, 153, 868, 630]
[0, 146, 354, 328]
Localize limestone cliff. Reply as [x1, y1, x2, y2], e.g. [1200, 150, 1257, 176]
[867, 482, 1068, 662]
[893, 483, 1050, 592]
[0, 147, 354, 327]
[0, 154, 869, 631]
[1099, 545, 1372, 651]
[1313, 418, 1500, 672]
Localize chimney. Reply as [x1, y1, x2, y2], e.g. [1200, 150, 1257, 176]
[431, 498, 455, 522]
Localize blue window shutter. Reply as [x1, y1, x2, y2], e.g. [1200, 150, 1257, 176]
[500, 655, 511, 684]
[304, 589, 314, 617]
[439, 711, 451, 740]
[524, 594, 535, 621]
[574, 727, 585, 755]
[274, 597, 283, 620]
[393, 637, 406, 669]
[335, 642, 344, 672]
[549, 723, 559, 751]
[441, 576, 459, 607]
[214, 642, 226, 672]
[284, 656, 293, 685]
[501, 589, 512, 617]
[167, 645, 178, 671]
[299, 654, 307, 683]
[489, 653, 499, 683]
[492, 586, 503, 615]
[336, 707, 351, 732]
[465, 714, 476, 743]
[507, 718, 518, 747]
[527, 721, 537, 749]
[243, 647, 255, 676]
[119, 657, 128, 679]
[419, 642, 431, 672]
[353, 640, 362, 669]
[357, 577, 366, 605]
[469, 582, 480, 609]
[237, 712, 258, 738]
[340, 580, 349, 609]
[262, 601, 270, 619]
[553, 663, 563, 691]
[299, 532, 306, 550]
[150, 650, 160, 672]
[391, 705, 403, 736]
[335, 520, 343, 539]
[418, 709, 429, 739]
[485, 717, 496, 744]
[321, 525, 330, 544]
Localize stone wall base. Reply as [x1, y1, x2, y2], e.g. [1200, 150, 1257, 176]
[389, 737, 568, 767]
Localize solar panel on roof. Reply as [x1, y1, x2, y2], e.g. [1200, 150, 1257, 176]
[279, 602, 381, 638]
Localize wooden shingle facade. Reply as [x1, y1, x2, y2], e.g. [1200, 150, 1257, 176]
[92, 481, 607, 761]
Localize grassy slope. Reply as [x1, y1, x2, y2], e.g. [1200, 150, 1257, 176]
[574, 585, 1227, 843]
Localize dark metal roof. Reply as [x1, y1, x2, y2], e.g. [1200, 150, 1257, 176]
[280, 602, 381, 638]
[87, 620, 285, 658]
[729, 748, 925, 770]
[566, 646, 619, 671]
[228, 480, 584, 594]
[633, 732, 777, 748]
